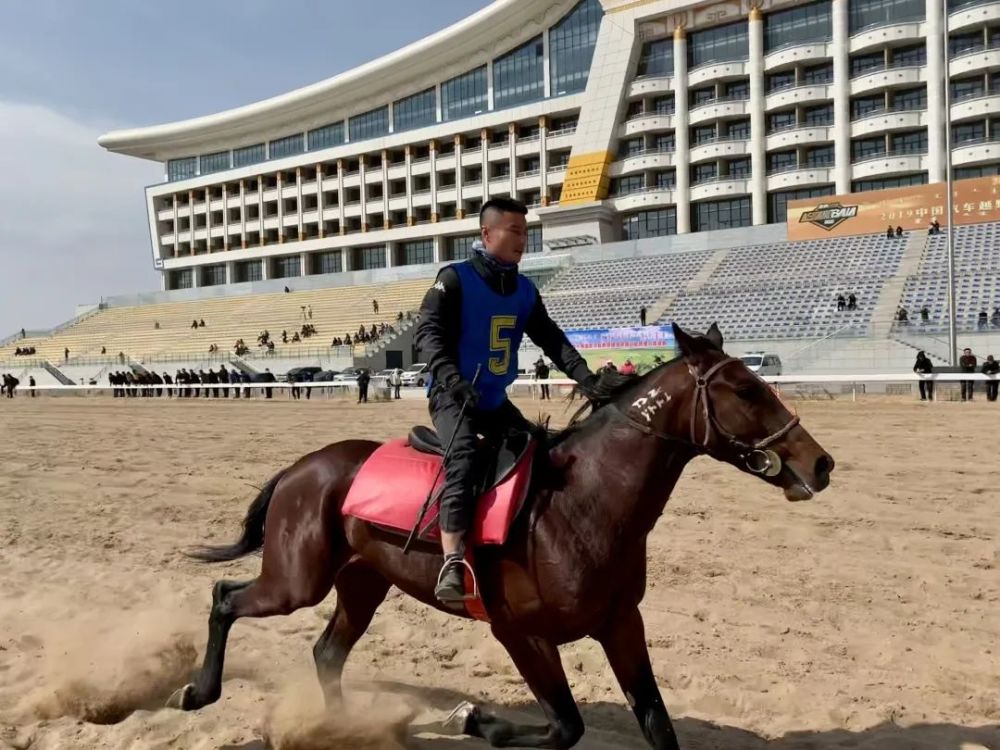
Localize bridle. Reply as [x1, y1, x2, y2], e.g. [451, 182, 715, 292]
[610, 356, 800, 477]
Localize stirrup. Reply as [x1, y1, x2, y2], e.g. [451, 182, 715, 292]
[436, 556, 480, 601]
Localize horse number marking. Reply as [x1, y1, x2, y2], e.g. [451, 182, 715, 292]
[632, 387, 670, 423]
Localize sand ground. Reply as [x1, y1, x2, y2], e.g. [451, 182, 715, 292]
[0, 394, 998, 749]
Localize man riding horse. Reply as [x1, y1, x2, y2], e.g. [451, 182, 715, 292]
[416, 197, 600, 602]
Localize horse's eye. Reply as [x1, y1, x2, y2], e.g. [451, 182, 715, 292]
[736, 386, 760, 402]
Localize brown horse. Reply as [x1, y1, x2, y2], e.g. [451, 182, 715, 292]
[168, 323, 834, 749]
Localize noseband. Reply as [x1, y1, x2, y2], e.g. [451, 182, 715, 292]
[612, 357, 799, 476]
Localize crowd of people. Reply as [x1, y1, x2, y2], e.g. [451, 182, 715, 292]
[106, 366, 282, 399]
[896, 305, 1000, 328]
[836, 293, 859, 311]
[12, 346, 36, 356]
[913, 348, 999, 402]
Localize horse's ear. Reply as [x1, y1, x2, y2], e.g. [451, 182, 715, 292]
[672, 322, 698, 357]
[705, 322, 724, 350]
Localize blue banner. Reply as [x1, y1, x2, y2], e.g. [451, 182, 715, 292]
[566, 325, 676, 350]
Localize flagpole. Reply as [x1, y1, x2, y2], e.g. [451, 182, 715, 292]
[942, 0, 958, 366]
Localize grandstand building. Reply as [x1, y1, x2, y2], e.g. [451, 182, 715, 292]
[99, 0, 1000, 292]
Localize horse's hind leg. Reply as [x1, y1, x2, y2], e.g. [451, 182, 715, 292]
[313, 558, 391, 706]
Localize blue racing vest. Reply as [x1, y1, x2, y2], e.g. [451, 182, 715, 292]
[453, 260, 537, 411]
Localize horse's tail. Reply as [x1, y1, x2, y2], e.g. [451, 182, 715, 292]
[186, 469, 286, 563]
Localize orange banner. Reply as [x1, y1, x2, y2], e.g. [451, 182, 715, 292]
[786, 175, 1000, 240]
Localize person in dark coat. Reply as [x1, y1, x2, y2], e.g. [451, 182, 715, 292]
[534, 357, 551, 400]
[28, 375, 36, 397]
[959, 348, 977, 402]
[163, 372, 173, 398]
[913, 351, 934, 401]
[982, 355, 999, 402]
[262, 369, 275, 399]
[356, 369, 371, 403]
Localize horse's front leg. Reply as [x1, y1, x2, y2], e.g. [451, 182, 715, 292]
[448, 627, 584, 748]
[595, 605, 681, 750]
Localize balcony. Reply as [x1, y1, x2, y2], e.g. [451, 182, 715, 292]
[687, 59, 749, 87]
[850, 150, 928, 179]
[689, 176, 752, 202]
[765, 124, 834, 151]
[688, 96, 751, 125]
[620, 113, 675, 137]
[689, 136, 750, 163]
[949, 42, 1000, 76]
[610, 148, 676, 176]
[850, 63, 926, 96]
[610, 186, 677, 213]
[951, 136, 1000, 166]
[765, 83, 833, 111]
[950, 92, 1000, 121]
[515, 139, 542, 157]
[763, 41, 833, 72]
[848, 17, 925, 54]
[850, 107, 929, 137]
[949, 0, 1000, 33]
[628, 75, 675, 98]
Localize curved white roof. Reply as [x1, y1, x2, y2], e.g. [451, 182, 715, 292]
[99, 0, 579, 161]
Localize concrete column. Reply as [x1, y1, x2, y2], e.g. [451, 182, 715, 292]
[260, 256, 269, 280]
[748, 8, 767, 225]
[296, 167, 304, 241]
[225, 261, 234, 285]
[487, 60, 495, 111]
[543, 29, 552, 98]
[405, 146, 414, 225]
[359, 156, 368, 232]
[481, 128, 491, 202]
[430, 140, 439, 222]
[277, 172, 284, 242]
[832, 0, 852, 194]
[222, 184, 229, 250]
[316, 162, 325, 237]
[926, 0, 946, 183]
[239, 179, 247, 249]
[539, 116, 550, 205]
[454, 135, 465, 217]
[386, 242, 396, 268]
[205, 187, 212, 248]
[337, 160, 346, 234]
[433, 235, 443, 264]
[382, 150, 390, 228]
[300, 251, 309, 276]
[508, 123, 517, 198]
[191, 265, 201, 288]
[673, 27, 691, 233]
[189, 190, 196, 248]
[435, 82, 443, 122]
[387, 101, 394, 134]
[172, 194, 179, 248]
[257, 176, 265, 246]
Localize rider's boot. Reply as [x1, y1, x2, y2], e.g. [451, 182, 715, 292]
[435, 551, 466, 602]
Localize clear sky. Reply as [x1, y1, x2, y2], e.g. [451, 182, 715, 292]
[0, 0, 493, 335]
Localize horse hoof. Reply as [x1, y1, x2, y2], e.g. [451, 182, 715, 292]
[444, 701, 477, 734]
[166, 684, 193, 710]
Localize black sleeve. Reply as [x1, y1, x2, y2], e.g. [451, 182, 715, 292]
[524, 293, 592, 384]
[415, 266, 463, 388]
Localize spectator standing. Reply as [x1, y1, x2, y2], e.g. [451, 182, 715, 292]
[895, 225, 903, 237]
[913, 351, 934, 401]
[978, 311, 988, 330]
[28, 375, 36, 397]
[837, 294, 846, 311]
[372, 299, 379, 314]
[920, 306, 930, 324]
[847, 293, 857, 311]
[639, 306, 647, 326]
[262, 369, 275, 399]
[982, 355, 999, 402]
[534, 358, 551, 400]
[959, 347, 977, 402]
[357, 368, 371, 403]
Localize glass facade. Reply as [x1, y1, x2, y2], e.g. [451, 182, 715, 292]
[951, 77, 984, 100]
[637, 39, 673, 77]
[852, 94, 885, 118]
[851, 51, 885, 76]
[769, 110, 797, 131]
[693, 197, 752, 231]
[494, 36, 545, 109]
[272, 255, 301, 279]
[802, 62, 833, 83]
[201, 265, 226, 286]
[449, 234, 479, 261]
[891, 44, 926, 67]
[314, 251, 342, 275]
[355, 245, 387, 270]
[170, 269, 193, 289]
[441, 66, 488, 121]
[692, 163, 718, 183]
[549, 0, 602, 95]
[893, 87, 927, 110]
[307, 122, 345, 151]
[349, 107, 389, 141]
[764, 1, 832, 52]
[622, 208, 677, 239]
[526, 226, 543, 254]
[768, 185, 834, 223]
[612, 175, 645, 195]
[401, 239, 435, 266]
[849, 0, 924, 32]
[270, 133, 304, 160]
[728, 119, 751, 139]
[167, 157, 197, 182]
[852, 137, 887, 160]
[953, 121, 986, 142]
[805, 145, 835, 166]
[199, 151, 230, 175]
[233, 143, 265, 168]
[853, 173, 928, 192]
[394, 88, 437, 132]
[768, 151, 798, 172]
[767, 71, 796, 91]
[803, 104, 834, 125]
[688, 21, 749, 68]
[728, 158, 751, 177]
[891, 130, 928, 153]
[234, 260, 263, 283]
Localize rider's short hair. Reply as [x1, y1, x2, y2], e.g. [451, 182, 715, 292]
[480, 197, 528, 227]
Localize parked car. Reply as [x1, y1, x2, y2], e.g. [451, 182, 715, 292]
[313, 369, 339, 382]
[285, 366, 322, 382]
[740, 352, 783, 377]
[400, 362, 429, 387]
[334, 367, 366, 382]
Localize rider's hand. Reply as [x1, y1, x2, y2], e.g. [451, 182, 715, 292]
[449, 379, 480, 409]
[576, 373, 602, 401]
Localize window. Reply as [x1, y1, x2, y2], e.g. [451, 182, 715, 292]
[270, 133, 304, 160]
[167, 157, 197, 182]
[891, 130, 928, 154]
[654, 133, 675, 151]
[653, 95, 675, 114]
[991, 72, 1000, 93]
[725, 80, 749, 99]
[693, 197, 752, 231]
[693, 125, 716, 144]
[394, 88, 437, 132]
[949, 31, 983, 57]
[849, 0, 924, 32]
[851, 51, 884, 76]
[768, 151, 798, 172]
[349, 107, 389, 141]
[764, 1, 832, 51]
[728, 158, 751, 177]
[953, 121, 986, 143]
[802, 63, 833, 84]
[655, 170, 676, 188]
[272, 255, 301, 279]
[803, 104, 834, 125]
[852, 173, 927, 192]
[893, 87, 927, 110]
[691, 87, 714, 105]
[355, 245, 387, 270]
[688, 21, 749, 68]
[768, 110, 797, 132]
[493, 36, 545, 108]
[637, 39, 673, 77]
[442, 66, 488, 121]
[618, 138, 645, 157]
[201, 265, 226, 287]
[622, 208, 677, 239]
[400, 239, 435, 266]
[692, 163, 718, 183]
[313, 251, 342, 275]
[852, 94, 885, 119]
[308, 123, 345, 151]
[612, 175, 645, 195]
[233, 143, 265, 168]
[234, 260, 263, 283]
[852, 137, 887, 160]
[951, 77, 984, 101]
[526, 226, 543, 253]
[550, 0, 602, 95]
[727, 119, 750, 139]
[449, 234, 479, 261]
[891, 44, 926, 67]
[954, 164, 1000, 179]
[766, 71, 796, 92]
[170, 269, 193, 289]
[199, 151, 230, 175]
[805, 145, 834, 166]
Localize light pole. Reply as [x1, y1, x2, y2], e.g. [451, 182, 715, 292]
[942, 0, 958, 366]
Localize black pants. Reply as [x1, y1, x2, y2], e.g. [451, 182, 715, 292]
[961, 380, 974, 400]
[987, 381, 999, 402]
[539, 383, 550, 400]
[429, 388, 532, 534]
[358, 383, 368, 403]
[918, 380, 934, 400]
[394, 384, 401, 399]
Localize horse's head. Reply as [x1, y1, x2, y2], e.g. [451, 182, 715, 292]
[627, 323, 834, 501]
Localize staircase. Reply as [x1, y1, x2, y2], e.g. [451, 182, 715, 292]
[684, 248, 731, 293]
[42, 361, 74, 385]
[870, 233, 928, 337]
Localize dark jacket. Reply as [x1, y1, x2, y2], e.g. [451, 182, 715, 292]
[913, 355, 933, 375]
[982, 359, 999, 375]
[959, 354, 977, 373]
[416, 252, 590, 390]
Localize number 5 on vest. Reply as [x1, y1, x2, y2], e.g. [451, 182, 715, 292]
[489, 315, 517, 376]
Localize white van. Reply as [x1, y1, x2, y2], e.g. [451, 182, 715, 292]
[740, 352, 783, 377]
[400, 362, 430, 387]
